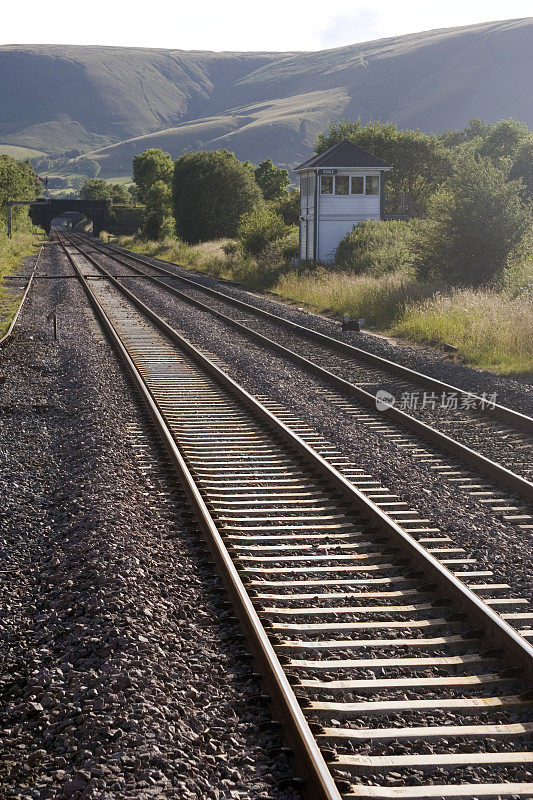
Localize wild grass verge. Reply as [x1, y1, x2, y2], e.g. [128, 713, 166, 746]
[394, 289, 533, 377]
[273, 269, 432, 330]
[0, 231, 43, 336]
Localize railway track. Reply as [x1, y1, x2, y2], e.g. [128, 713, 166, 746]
[65, 233, 533, 527]
[58, 234, 533, 800]
[70, 233, 532, 432]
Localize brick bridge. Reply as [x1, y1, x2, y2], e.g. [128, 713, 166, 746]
[29, 199, 109, 235]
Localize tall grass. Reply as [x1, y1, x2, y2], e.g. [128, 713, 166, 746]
[0, 230, 43, 335]
[394, 289, 533, 376]
[273, 269, 432, 330]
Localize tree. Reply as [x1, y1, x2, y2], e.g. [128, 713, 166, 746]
[0, 156, 40, 226]
[271, 189, 300, 225]
[416, 153, 530, 287]
[254, 159, 290, 200]
[315, 120, 452, 214]
[509, 140, 533, 199]
[109, 183, 131, 204]
[173, 150, 263, 243]
[478, 119, 530, 162]
[440, 118, 492, 148]
[143, 180, 173, 239]
[133, 149, 173, 203]
[79, 179, 113, 202]
[76, 157, 101, 177]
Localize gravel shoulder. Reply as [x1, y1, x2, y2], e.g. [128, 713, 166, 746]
[0, 241, 300, 800]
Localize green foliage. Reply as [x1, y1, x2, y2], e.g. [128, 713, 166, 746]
[504, 218, 533, 292]
[76, 157, 101, 177]
[440, 118, 491, 147]
[32, 153, 100, 179]
[315, 120, 452, 214]
[254, 158, 290, 200]
[79, 179, 131, 204]
[270, 189, 300, 225]
[173, 150, 263, 243]
[416, 153, 530, 287]
[509, 141, 533, 198]
[133, 149, 173, 204]
[477, 119, 531, 162]
[252, 228, 299, 287]
[335, 219, 423, 277]
[220, 227, 299, 289]
[143, 179, 173, 239]
[109, 183, 130, 204]
[0, 155, 40, 226]
[237, 207, 288, 255]
[107, 205, 144, 236]
[79, 178, 112, 201]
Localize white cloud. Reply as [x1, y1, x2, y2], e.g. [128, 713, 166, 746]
[1, 0, 531, 50]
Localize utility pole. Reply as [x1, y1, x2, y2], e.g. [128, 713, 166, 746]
[4, 200, 39, 239]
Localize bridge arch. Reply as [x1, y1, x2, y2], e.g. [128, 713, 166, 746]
[51, 211, 93, 234]
[29, 199, 109, 236]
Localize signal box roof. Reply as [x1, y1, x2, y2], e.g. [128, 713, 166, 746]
[295, 139, 391, 171]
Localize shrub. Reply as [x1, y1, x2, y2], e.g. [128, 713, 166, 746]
[270, 189, 300, 225]
[335, 219, 422, 277]
[416, 154, 530, 287]
[503, 219, 533, 292]
[237, 207, 289, 255]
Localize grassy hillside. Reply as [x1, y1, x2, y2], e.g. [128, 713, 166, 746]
[0, 144, 46, 158]
[0, 45, 290, 154]
[1, 18, 532, 173]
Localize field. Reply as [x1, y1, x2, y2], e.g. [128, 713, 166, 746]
[0, 144, 46, 159]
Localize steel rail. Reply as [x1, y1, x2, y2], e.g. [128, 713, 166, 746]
[58, 235, 343, 800]
[64, 234, 533, 504]
[0, 240, 44, 346]
[59, 234, 533, 799]
[59, 234, 533, 678]
[74, 233, 533, 435]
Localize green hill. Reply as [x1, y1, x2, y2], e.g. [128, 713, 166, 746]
[1, 18, 531, 175]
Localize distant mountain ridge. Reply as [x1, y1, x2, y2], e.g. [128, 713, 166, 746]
[0, 18, 532, 175]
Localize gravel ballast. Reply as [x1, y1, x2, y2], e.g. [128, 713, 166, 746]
[78, 243, 533, 605]
[0, 241, 301, 800]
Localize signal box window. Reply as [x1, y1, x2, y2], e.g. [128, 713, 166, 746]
[335, 176, 349, 195]
[351, 176, 364, 194]
[366, 176, 379, 195]
[321, 175, 333, 194]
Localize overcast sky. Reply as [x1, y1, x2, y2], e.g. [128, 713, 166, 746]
[2, 1, 531, 50]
